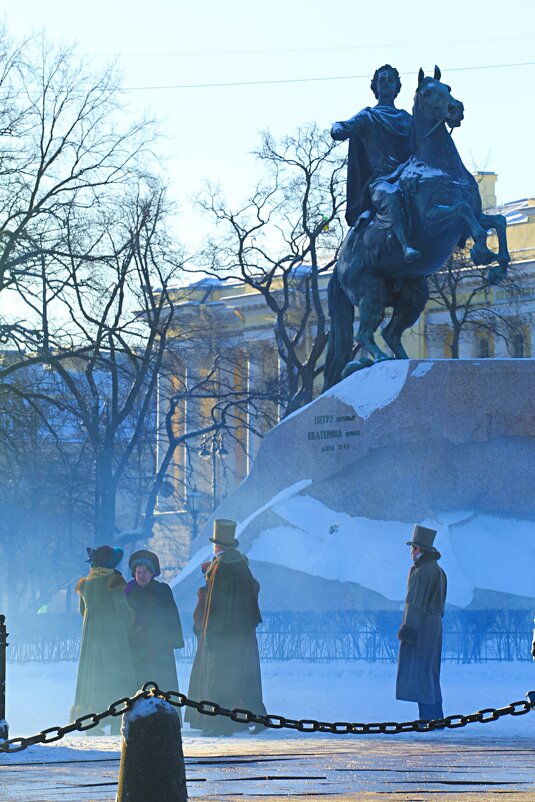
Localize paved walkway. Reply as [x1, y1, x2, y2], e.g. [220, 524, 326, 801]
[1, 733, 534, 800]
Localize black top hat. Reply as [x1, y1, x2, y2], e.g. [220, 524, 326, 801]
[209, 519, 239, 548]
[129, 550, 161, 577]
[406, 525, 438, 552]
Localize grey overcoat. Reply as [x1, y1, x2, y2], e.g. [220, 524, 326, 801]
[395, 551, 447, 705]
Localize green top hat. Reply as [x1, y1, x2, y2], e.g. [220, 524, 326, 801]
[406, 525, 438, 552]
[209, 518, 239, 548]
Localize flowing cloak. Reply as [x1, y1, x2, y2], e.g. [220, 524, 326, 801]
[72, 567, 137, 719]
[185, 550, 266, 732]
[124, 578, 185, 692]
[331, 105, 412, 227]
[185, 585, 208, 728]
[396, 552, 447, 705]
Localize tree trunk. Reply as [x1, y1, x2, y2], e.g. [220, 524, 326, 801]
[451, 327, 461, 358]
[95, 455, 117, 544]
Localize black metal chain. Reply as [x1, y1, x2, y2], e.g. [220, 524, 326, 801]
[1, 684, 534, 753]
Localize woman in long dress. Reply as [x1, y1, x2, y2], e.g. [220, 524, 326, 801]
[124, 549, 184, 692]
[72, 545, 136, 735]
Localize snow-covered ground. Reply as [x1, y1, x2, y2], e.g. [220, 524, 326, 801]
[4, 657, 535, 755]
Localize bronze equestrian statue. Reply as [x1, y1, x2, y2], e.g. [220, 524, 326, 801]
[323, 65, 510, 389]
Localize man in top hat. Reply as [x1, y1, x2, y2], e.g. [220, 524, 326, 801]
[396, 525, 447, 721]
[186, 519, 266, 735]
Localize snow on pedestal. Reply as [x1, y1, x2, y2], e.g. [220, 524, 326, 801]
[173, 359, 535, 611]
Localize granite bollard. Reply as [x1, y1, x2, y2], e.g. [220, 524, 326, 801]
[116, 694, 187, 802]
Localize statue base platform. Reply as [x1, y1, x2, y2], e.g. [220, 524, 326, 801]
[174, 360, 535, 611]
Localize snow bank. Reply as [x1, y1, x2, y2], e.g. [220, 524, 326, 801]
[247, 494, 535, 607]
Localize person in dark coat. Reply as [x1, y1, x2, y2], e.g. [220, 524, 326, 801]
[396, 525, 447, 721]
[72, 545, 136, 735]
[186, 519, 267, 735]
[124, 550, 184, 693]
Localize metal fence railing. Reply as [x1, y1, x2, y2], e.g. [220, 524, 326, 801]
[6, 609, 534, 664]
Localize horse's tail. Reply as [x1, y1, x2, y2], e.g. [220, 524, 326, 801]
[322, 263, 355, 391]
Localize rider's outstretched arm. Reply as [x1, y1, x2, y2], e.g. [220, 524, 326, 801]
[331, 112, 366, 141]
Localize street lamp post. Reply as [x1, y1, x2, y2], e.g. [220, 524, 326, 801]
[187, 485, 204, 541]
[200, 434, 228, 511]
[0, 615, 8, 740]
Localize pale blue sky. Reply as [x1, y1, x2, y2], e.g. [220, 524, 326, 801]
[2, 0, 534, 249]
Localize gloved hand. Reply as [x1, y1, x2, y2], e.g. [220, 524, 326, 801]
[397, 624, 417, 644]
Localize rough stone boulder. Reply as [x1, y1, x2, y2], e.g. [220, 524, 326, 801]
[173, 360, 535, 611]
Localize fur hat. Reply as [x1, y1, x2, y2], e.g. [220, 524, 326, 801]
[406, 525, 438, 553]
[209, 519, 239, 548]
[89, 545, 124, 569]
[129, 550, 161, 577]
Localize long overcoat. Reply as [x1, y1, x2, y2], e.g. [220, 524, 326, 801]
[186, 550, 266, 732]
[72, 567, 137, 719]
[125, 578, 184, 692]
[396, 551, 447, 705]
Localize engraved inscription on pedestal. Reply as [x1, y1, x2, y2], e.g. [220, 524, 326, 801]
[307, 413, 361, 453]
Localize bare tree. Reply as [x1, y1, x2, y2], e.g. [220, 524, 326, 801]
[62, 187, 181, 542]
[427, 248, 529, 358]
[198, 124, 346, 416]
[0, 33, 151, 296]
[0, 31, 177, 610]
[0, 29, 156, 392]
[0, 374, 94, 615]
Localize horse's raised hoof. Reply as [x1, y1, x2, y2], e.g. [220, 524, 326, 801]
[403, 246, 422, 263]
[470, 242, 496, 266]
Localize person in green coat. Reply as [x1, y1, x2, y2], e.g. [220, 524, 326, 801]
[71, 545, 137, 735]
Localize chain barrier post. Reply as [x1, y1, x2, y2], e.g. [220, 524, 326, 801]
[0, 615, 8, 741]
[116, 685, 187, 802]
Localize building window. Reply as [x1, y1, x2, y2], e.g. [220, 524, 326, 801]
[478, 337, 491, 358]
[513, 333, 525, 359]
[475, 331, 494, 359]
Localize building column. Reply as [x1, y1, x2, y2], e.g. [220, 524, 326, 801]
[247, 353, 263, 473]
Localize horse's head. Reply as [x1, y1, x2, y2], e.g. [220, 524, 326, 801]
[414, 65, 464, 129]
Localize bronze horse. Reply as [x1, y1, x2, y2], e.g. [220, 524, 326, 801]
[323, 67, 510, 389]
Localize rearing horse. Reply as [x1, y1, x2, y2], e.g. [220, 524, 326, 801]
[323, 67, 510, 389]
